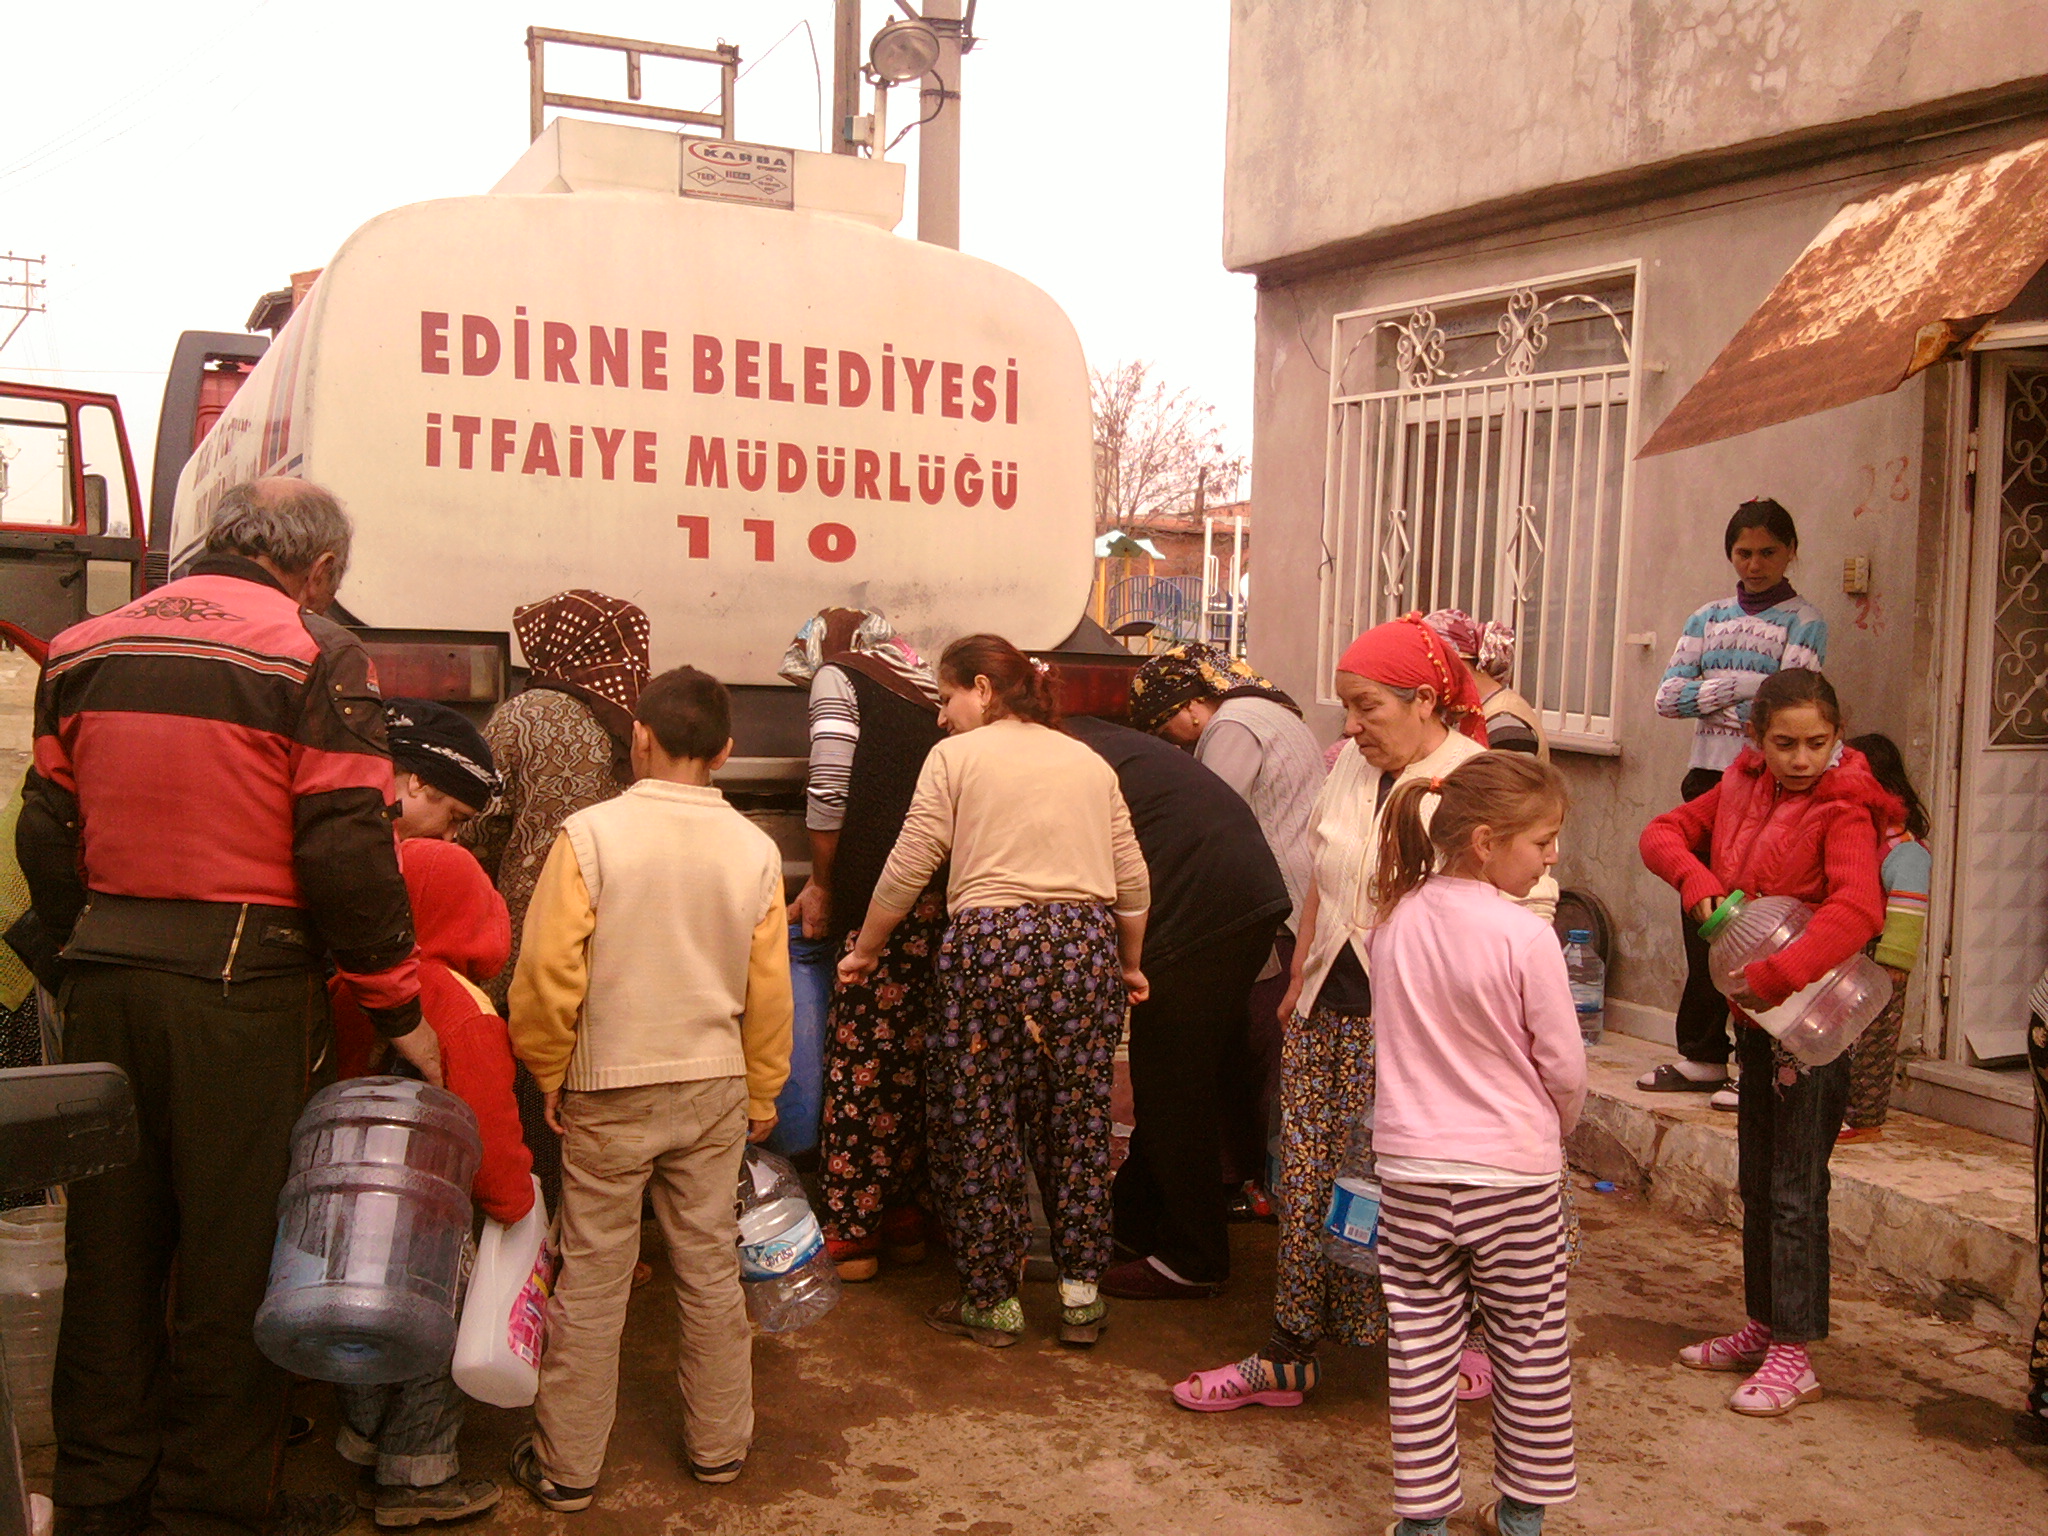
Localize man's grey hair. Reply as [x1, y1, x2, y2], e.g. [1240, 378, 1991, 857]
[204, 480, 353, 576]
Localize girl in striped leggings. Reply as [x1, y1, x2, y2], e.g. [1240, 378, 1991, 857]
[1363, 754, 1588, 1536]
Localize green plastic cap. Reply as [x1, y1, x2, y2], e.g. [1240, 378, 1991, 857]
[1697, 890, 1747, 941]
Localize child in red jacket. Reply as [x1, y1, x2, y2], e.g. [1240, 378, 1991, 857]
[1640, 668, 1897, 1419]
[330, 837, 535, 1527]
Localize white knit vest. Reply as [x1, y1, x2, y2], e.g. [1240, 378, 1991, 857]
[559, 779, 782, 1093]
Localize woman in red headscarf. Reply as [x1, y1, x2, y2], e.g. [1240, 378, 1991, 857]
[1173, 614, 1490, 1413]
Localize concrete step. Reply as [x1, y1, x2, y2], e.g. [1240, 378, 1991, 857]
[1569, 1031, 2041, 1340]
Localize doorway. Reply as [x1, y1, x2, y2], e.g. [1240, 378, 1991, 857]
[1941, 349, 2048, 1067]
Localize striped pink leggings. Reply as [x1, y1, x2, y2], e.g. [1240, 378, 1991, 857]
[1378, 1180, 1577, 1521]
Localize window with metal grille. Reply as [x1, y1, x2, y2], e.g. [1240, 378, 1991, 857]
[1318, 265, 1639, 750]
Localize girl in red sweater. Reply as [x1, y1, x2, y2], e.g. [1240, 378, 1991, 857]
[1640, 669, 1899, 1417]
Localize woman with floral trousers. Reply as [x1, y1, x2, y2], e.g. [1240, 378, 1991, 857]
[818, 889, 946, 1270]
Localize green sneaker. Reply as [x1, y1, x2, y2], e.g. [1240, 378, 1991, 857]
[926, 1293, 1024, 1347]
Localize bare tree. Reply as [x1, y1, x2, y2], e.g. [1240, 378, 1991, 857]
[1091, 360, 1246, 533]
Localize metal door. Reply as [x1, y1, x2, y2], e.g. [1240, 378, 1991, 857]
[1947, 352, 2048, 1063]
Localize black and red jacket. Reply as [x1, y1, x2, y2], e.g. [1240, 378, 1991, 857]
[18, 555, 421, 1036]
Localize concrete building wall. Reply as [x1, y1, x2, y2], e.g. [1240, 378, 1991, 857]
[1242, 145, 1971, 1018]
[1225, 0, 2048, 274]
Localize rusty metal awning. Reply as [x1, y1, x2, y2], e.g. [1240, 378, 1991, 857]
[1638, 134, 2048, 458]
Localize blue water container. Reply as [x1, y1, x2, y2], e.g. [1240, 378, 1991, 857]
[769, 926, 836, 1156]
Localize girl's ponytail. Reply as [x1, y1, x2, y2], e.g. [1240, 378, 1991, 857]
[1370, 778, 1440, 912]
[1367, 752, 1570, 916]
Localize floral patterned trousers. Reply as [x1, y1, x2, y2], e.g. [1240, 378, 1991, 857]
[926, 902, 1127, 1311]
[817, 889, 946, 1247]
[1274, 1003, 1388, 1347]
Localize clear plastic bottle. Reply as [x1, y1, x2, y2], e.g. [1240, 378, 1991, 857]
[1563, 929, 1606, 1046]
[1320, 1108, 1381, 1275]
[0, 1203, 65, 1448]
[734, 1147, 842, 1332]
[1698, 890, 1895, 1066]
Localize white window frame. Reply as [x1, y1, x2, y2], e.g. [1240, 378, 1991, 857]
[1317, 262, 1643, 754]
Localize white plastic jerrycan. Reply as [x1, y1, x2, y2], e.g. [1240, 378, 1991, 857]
[451, 1177, 556, 1407]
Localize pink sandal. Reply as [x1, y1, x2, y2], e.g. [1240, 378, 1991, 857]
[1456, 1346, 1493, 1401]
[1170, 1355, 1316, 1412]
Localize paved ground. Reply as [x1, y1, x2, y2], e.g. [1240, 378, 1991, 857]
[229, 1174, 2042, 1535]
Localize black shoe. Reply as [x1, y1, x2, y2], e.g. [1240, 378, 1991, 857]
[271, 1491, 359, 1536]
[689, 1458, 745, 1486]
[53, 1493, 151, 1536]
[373, 1476, 501, 1528]
[509, 1434, 595, 1513]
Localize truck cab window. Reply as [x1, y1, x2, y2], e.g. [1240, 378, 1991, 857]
[0, 399, 74, 529]
[77, 403, 134, 539]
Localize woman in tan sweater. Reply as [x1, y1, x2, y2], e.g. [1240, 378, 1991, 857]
[840, 633, 1150, 1349]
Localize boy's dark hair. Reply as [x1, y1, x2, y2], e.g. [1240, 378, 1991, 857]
[1848, 732, 1930, 840]
[1723, 497, 1799, 557]
[1750, 667, 1841, 736]
[634, 665, 730, 760]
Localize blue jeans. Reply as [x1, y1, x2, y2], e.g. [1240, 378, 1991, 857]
[1736, 1026, 1848, 1343]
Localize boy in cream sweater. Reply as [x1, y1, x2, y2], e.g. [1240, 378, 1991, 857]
[506, 665, 793, 1513]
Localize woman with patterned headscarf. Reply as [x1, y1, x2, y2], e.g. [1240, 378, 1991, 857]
[779, 607, 945, 1282]
[459, 589, 651, 1210]
[1123, 644, 1324, 1244]
[1422, 609, 1548, 761]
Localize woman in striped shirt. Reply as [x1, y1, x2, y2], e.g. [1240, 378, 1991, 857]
[1644, 499, 1827, 1102]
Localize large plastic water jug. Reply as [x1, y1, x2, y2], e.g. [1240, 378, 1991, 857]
[768, 925, 834, 1158]
[735, 1147, 841, 1332]
[254, 1077, 481, 1385]
[452, 1176, 555, 1408]
[1699, 891, 1894, 1067]
[0, 1203, 65, 1447]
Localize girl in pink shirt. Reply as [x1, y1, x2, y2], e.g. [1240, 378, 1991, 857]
[1364, 753, 1585, 1536]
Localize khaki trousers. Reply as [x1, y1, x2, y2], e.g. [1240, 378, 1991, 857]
[535, 1076, 752, 1485]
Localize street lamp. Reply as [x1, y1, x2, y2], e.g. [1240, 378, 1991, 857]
[869, 18, 940, 82]
[856, 18, 941, 154]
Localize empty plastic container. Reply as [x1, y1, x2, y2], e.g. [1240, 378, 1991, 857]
[1320, 1108, 1381, 1276]
[254, 1077, 481, 1385]
[1563, 929, 1606, 1046]
[735, 1147, 841, 1332]
[0, 1203, 65, 1448]
[1699, 891, 1894, 1067]
[452, 1176, 554, 1408]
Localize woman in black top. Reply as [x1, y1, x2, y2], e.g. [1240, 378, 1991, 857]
[781, 608, 945, 1282]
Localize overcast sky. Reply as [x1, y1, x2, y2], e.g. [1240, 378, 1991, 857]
[0, 1, 1251, 503]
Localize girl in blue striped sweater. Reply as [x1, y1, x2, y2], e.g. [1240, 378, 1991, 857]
[1643, 498, 1828, 1101]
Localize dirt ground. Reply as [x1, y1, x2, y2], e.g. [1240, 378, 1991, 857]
[230, 1173, 2043, 1536]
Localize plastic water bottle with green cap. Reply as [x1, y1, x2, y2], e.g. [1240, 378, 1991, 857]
[1697, 890, 1892, 1066]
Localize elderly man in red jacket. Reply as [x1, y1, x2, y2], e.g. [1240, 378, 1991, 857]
[18, 478, 433, 1536]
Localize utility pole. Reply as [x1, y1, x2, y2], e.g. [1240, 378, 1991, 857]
[0, 255, 47, 356]
[916, 1, 963, 249]
[831, 1, 862, 155]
